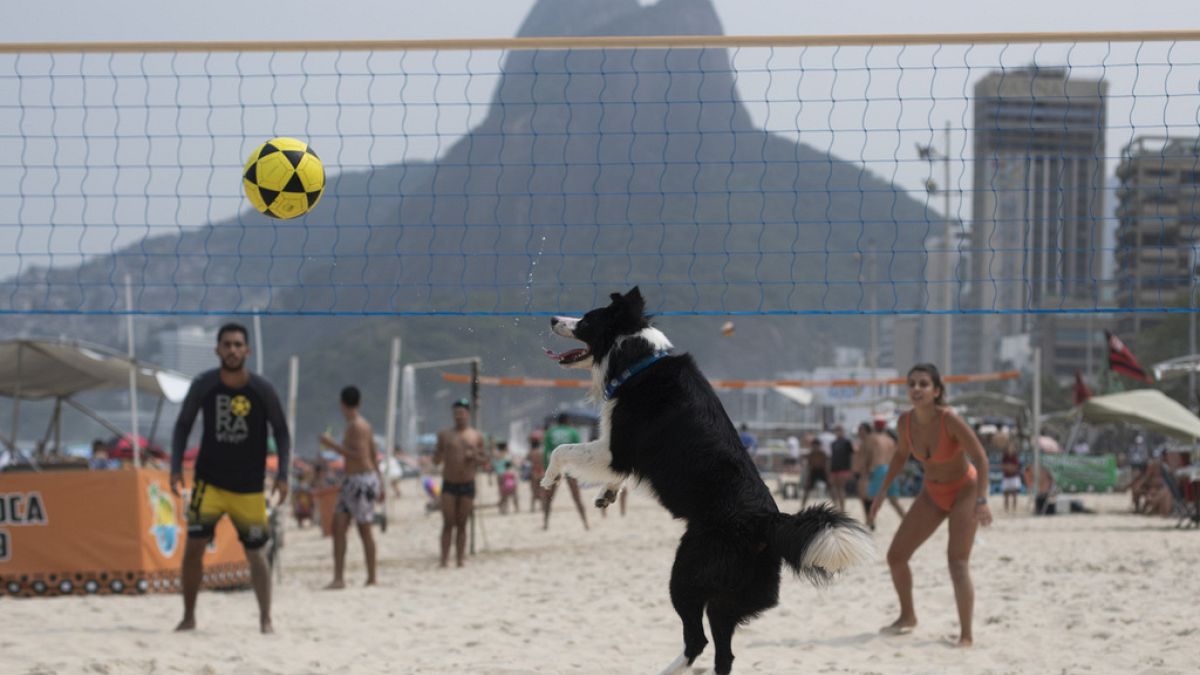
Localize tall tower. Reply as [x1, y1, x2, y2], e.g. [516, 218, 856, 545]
[967, 67, 1107, 373]
[1115, 136, 1200, 344]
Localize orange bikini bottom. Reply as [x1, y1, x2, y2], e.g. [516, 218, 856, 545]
[923, 464, 977, 512]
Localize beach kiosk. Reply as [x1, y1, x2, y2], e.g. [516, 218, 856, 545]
[0, 338, 249, 597]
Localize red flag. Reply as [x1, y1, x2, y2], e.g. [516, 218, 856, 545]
[1105, 331, 1153, 383]
[1073, 369, 1093, 405]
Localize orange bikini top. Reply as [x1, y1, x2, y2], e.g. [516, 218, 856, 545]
[902, 408, 962, 466]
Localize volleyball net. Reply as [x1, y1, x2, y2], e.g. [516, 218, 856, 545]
[2, 32, 1198, 317]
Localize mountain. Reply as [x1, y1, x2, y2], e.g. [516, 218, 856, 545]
[1, 0, 936, 445]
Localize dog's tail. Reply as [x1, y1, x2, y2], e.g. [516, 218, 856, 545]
[767, 504, 875, 584]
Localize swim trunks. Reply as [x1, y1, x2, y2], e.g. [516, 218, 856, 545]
[187, 479, 270, 548]
[442, 480, 476, 498]
[335, 471, 380, 524]
[867, 464, 900, 498]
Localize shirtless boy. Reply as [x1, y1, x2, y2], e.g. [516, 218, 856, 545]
[318, 386, 383, 588]
[433, 399, 486, 568]
[863, 420, 907, 529]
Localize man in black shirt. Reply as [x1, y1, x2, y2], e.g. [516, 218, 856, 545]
[829, 425, 855, 513]
[170, 323, 290, 634]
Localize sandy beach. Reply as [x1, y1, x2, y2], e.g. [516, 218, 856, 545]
[4, 485, 1196, 675]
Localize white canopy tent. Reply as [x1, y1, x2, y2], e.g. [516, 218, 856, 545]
[1048, 388, 1200, 497]
[0, 338, 192, 459]
[1077, 389, 1200, 441]
[1152, 354, 1200, 381]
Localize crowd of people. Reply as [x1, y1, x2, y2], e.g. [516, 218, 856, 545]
[758, 419, 909, 530]
[151, 320, 1192, 649]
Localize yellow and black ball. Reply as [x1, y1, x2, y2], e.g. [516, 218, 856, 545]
[242, 137, 324, 219]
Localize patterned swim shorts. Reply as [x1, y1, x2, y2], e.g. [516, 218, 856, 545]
[335, 472, 380, 524]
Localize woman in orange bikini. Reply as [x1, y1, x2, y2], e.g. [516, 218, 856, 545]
[869, 363, 992, 647]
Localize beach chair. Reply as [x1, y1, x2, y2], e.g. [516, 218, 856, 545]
[1158, 463, 1199, 529]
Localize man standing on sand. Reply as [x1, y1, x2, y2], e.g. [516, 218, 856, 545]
[863, 420, 907, 529]
[319, 386, 384, 588]
[829, 425, 855, 513]
[433, 399, 486, 568]
[801, 436, 830, 507]
[170, 323, 290, 634]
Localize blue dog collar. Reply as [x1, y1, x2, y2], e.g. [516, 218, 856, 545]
[603, 350, 671, 401]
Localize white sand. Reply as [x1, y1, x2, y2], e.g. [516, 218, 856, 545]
[5, 486, 1197, 674]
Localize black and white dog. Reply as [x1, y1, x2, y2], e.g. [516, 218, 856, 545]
[542, 288, 873, 675]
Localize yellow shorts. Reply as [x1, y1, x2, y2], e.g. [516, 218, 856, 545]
[187, 479, 270, 549]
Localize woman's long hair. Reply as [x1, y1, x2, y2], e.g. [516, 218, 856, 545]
[907, 363, 946, 406]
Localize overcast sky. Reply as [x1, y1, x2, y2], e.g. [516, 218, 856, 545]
[3, 0, 1198, 281]
[5, 0, 1197, 42]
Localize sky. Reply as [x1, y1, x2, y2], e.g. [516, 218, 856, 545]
[4, 0, 1196, 43]
[3, 0, 1198, 281]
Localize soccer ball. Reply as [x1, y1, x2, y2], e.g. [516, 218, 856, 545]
[242, 137, 324, 219]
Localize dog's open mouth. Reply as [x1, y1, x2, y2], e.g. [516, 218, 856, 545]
[544, 347, 591, 365]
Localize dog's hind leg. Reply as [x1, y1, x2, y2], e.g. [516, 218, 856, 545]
[660, 535, 712, 674]
[704, 559, 781, 675]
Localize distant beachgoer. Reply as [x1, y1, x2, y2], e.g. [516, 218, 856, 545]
[1129, 457, 1172, 516]
[1023, 463, 1058, 515]
[383, 448, 406, 499]
[433, 399, 485, 568]
[1128, 435, 1149, 474]
[1000, 447, 1022, 513]
[528, 433, 546, 512]
[829, 425, 854, 512]
[89, 439, 119, 470]
[738, 423, 758, 455]
[863, 422, 906, 529]
[786, 435, 802, 472]
[542, 413, 589, 531]
[852, 424, 871, 512]
[801, 437, 829, 507]
[871, 363, 992, 647]
[493, 440, 519, 515]
[318, 385, 383, 588]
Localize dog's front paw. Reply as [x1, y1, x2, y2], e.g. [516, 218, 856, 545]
[594, 488, 618, 509]
[539, 470, 561, 490]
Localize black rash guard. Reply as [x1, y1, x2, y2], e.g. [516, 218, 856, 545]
[171, 369, 291, 493]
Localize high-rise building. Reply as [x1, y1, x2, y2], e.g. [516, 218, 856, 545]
[966, 67, 1107, 374]
[1114, 136, 1200, 343]
[154, 325, 216, 376]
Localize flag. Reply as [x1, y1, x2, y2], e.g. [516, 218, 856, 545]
[1105, 331, 1153, 383]
[1073, 369, 1093, 405]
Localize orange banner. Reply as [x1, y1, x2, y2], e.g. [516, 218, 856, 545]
[0, 468, 249, 597]
[441, 369, 1021, 390]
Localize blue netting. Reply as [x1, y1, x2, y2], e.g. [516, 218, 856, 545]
[0, 39, 1198, 318]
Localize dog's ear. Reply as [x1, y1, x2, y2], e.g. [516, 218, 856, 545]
[610, 292, 623, 304]
[624, 286, 644, 313]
